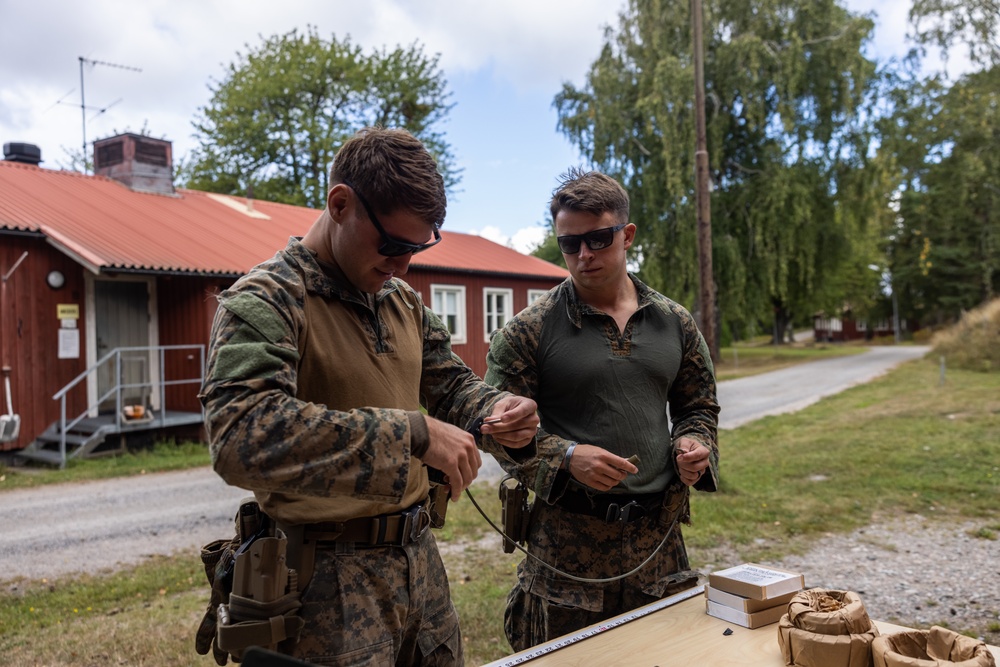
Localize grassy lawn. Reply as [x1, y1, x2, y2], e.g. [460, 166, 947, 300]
[2, 354, 997, 665]
[0, 440, 211, 491]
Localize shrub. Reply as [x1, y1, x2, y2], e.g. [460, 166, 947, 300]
[930, 297, 1000, 372]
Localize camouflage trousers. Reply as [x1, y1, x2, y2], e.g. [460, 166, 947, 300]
[285, 529, 463, 666]
[504, 498, 698, 653]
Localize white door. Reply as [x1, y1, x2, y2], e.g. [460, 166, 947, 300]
[94, 280, 151, 413]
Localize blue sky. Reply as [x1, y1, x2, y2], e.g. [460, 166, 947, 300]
[0, 0, 968, 253]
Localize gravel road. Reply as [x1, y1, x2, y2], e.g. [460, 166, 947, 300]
[1, 467, 247, 580]
[716, 345, 930, 428]
[11, 343, 995, 643]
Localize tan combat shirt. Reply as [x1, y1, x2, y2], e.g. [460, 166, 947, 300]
[201, 237, 526, 524]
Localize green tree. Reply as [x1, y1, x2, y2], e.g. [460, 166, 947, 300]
[909, 0, 1000, 67]
[530, 225, 567, 268]
[553, 0, 882, 342]
[879, 66, 1000, 327]
[874, 0, 1000, 328]
[182, 27, 457, 209]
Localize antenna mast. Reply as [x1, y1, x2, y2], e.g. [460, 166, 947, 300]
[78, 56, 142, 173]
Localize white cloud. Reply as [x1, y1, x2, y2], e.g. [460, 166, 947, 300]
[467, 224, 548, 255]
[511, 226, 549, 254]
[468, 225, 508, 246]
[0, 0, 981, 240]
[0, 0, 621, 169]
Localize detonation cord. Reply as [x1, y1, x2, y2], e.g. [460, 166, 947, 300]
[462, 486, 679, 585]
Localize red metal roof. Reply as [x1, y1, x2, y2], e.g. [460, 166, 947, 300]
[0, 160, 567, 279]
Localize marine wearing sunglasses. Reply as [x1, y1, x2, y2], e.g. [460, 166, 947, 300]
[343, 179, 443, 257]
[556, 223, 628, 254]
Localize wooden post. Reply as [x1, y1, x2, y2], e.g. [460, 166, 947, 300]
[692, 0, 718, 361]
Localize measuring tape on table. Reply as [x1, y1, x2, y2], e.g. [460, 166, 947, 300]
[481, 584, 706, 666]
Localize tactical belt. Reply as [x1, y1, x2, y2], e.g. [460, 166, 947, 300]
[555, 488, 663, 523]
[297, 503, 432, 548]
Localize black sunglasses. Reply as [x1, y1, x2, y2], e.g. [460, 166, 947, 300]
[343, 180, 442, 257]
[556, 223, 628, 254]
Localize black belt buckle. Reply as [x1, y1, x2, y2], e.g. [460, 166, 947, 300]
[401, 504, 430, 545]
[605, 500, 644, 524]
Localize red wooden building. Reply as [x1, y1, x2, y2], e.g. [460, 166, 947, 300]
[0, 134, 566, 463]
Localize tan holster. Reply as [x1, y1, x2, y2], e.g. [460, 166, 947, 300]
[216, 532, 305, 661]
[195, 499, 304, 665]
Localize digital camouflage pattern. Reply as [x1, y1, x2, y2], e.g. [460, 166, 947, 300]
[485, 274, 718, 652]
[200, 237, 520, 664]
[504, 489, 698, 652]
[201, 238, 518, 524]
[286, 530, 462, 666]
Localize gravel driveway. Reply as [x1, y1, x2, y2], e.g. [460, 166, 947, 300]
[6, 344, 995, 640]
[1, 466, 247, 580]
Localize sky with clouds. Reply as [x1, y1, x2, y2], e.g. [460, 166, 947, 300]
[0, 0, 967, 253]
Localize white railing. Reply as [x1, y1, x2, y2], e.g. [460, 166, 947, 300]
[50, 345, 205, 467]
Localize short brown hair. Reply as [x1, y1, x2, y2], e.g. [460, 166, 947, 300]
[550, 168, 629, 226]
[331, 127, 447, 228]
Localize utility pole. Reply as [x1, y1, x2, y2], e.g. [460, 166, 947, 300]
[78, 57, 142, 173]
[691, 0, 718, 361]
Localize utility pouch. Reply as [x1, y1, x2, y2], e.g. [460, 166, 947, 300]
[658, 481, 691, 529]
[196, 538, 238, 665]
[498, 475, 531, 554]
[426, 466, 450, 529]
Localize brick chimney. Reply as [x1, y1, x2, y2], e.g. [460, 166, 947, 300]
[93, 133, 175, 195]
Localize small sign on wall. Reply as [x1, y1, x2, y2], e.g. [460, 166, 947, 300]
[58, 329, 80, 359]
[57, 303, 81, 358]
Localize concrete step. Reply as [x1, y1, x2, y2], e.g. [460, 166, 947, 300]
[15, 448, 67, 466]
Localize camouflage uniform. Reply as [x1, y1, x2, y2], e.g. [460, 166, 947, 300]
[485, 275, 719, 652]
[291, 530, 461, 665]
[201, 237, 528, 665]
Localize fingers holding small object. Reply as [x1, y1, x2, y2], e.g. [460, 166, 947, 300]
[613, 454, 641, 476]
[480, 415, 538, 448]
[681, 467, 704, 486]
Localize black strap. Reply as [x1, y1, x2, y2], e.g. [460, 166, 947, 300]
[556, 487, 663, 522]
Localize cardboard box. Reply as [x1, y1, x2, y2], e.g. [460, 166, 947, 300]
[705, 585, 798, 613]
[707, 563, 804, 600]
[706, 599, 788, 629]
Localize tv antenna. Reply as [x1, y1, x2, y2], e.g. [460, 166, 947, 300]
[78, 56, 142, 173]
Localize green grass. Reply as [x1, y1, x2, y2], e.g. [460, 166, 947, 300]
[0, 440, 211, 491]
[2, 355, 998, 664]
[1, 553, 203, 638]
[686, 358, 999, 563]
[0, 551, 208, 664]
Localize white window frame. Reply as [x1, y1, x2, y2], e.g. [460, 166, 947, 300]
[431, 284, 467, 344]
[483, 287, 514, 342]
[527, 289, 547, 305]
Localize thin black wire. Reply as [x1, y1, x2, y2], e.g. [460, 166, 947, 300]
[463, 487, 679, 584]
